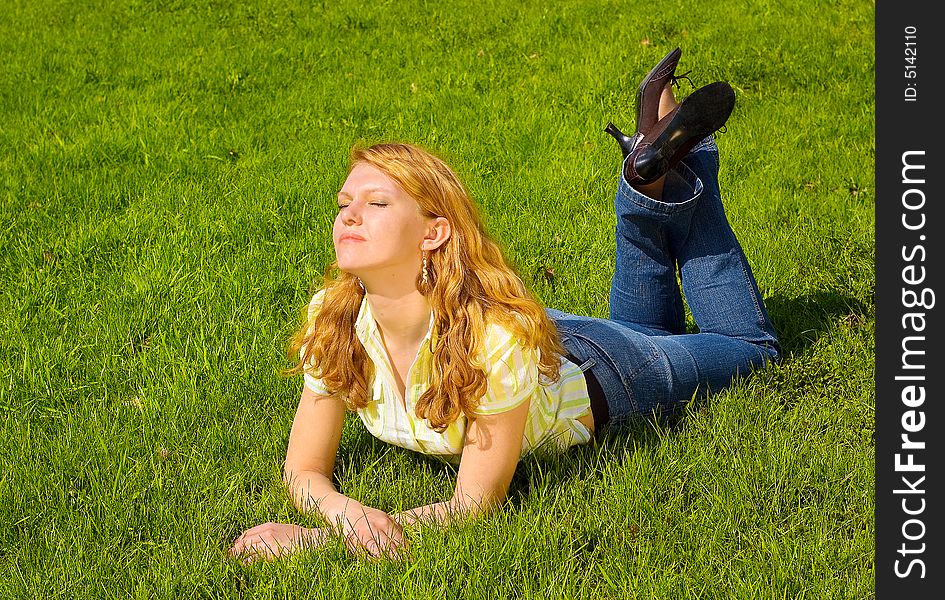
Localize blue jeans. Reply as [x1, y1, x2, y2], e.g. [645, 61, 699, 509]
[547, 137, 780, 428]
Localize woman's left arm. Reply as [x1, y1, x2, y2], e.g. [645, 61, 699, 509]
[391, 398, 530, 527]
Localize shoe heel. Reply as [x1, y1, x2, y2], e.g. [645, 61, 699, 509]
[604, 122, 637, 160]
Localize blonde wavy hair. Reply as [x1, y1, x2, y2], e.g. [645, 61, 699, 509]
[287, 142, 565, 431]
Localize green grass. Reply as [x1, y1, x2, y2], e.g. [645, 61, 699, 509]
[0, 0, 874, 597]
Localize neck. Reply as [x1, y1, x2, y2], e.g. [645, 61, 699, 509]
[362, 283, 432, 350]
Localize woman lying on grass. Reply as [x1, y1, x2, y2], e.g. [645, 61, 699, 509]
[229, 47, 781, 562]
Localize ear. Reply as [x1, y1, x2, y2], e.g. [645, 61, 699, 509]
[421, 217, 451, 251]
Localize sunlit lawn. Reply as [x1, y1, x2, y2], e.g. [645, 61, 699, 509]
[0, 0, 874, 597]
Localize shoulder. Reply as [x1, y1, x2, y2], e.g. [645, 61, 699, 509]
[479, 315, 535, 363]
[306, 288, 328, 319]
[474, 317, 539, 416]
[306, 288, 325, 325]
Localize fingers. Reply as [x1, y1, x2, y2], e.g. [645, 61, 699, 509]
[345, 528, 398, 557]
[228, 522, 299, 564]
[229, 537, 275, 565]
[340, 513, 406, 559]
[229, 535, 273, 564]
[229, 517, 408, 564]
[344, 531, 403, 560]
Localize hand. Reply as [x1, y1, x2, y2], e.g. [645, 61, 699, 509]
[229, 522, 326, 564]
[333, 503, 407, 559]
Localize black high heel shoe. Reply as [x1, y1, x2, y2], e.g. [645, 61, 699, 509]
[603, 122, 637, 159]
[624, 81, 736, 185]
[605, 47, 682, 159]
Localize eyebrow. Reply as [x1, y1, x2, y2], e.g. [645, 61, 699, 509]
[337, 187, 394, 199]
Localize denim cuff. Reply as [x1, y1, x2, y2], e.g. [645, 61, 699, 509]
[617, 136, 718, 215]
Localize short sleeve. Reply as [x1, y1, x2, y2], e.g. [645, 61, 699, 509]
[304, 371, 332, 397]
[300, 289, 332, 397]
[473, 323, 539, 416]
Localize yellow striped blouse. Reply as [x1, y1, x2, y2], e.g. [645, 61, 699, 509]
[302, 290, 593, 462]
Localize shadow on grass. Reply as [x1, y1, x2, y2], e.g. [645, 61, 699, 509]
[332, 413, 668, 514]
[764, 290, 872, 356]
[507, 418, 671, 509]
[332, 427, 459, 488]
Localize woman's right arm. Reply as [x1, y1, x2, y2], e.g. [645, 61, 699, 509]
[283, 385, 404, 555]
[282, 384, 349, 517]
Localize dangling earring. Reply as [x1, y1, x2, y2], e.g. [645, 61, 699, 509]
[356, 277, 365, 291]
[421, 251, 430, 287]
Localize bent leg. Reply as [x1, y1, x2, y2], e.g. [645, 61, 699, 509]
[587, 138, 779, 425]
[672, 139, 781, 355]
[611, 137, 779, 354]
[548, 309, 773, 424]
[609, 155, 689, 335]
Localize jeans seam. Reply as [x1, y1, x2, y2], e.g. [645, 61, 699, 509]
[736, 248, 767, 336]
[571, 332, 660, 415]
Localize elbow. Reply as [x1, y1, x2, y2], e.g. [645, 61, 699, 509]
[282, 463, 330, 491]
[451, 486, 506, 518]
[282, 462, 298, 489]
[282, 463, 317, 490]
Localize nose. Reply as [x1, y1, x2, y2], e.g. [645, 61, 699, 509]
[339, 201, 361, 225]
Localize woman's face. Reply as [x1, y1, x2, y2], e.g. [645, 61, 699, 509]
[332, 163, 432, 279]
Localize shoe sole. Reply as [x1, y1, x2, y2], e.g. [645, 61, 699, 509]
[635, 47, 682, 131]
[636, 81, 735, 181]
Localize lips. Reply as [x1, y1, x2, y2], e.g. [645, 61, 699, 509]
[337, 233, 366, 243]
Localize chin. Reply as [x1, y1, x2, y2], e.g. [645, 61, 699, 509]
[334, 260, 362, 275]
[334, 256, 374, 278]
[333, 251, 359, 271]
